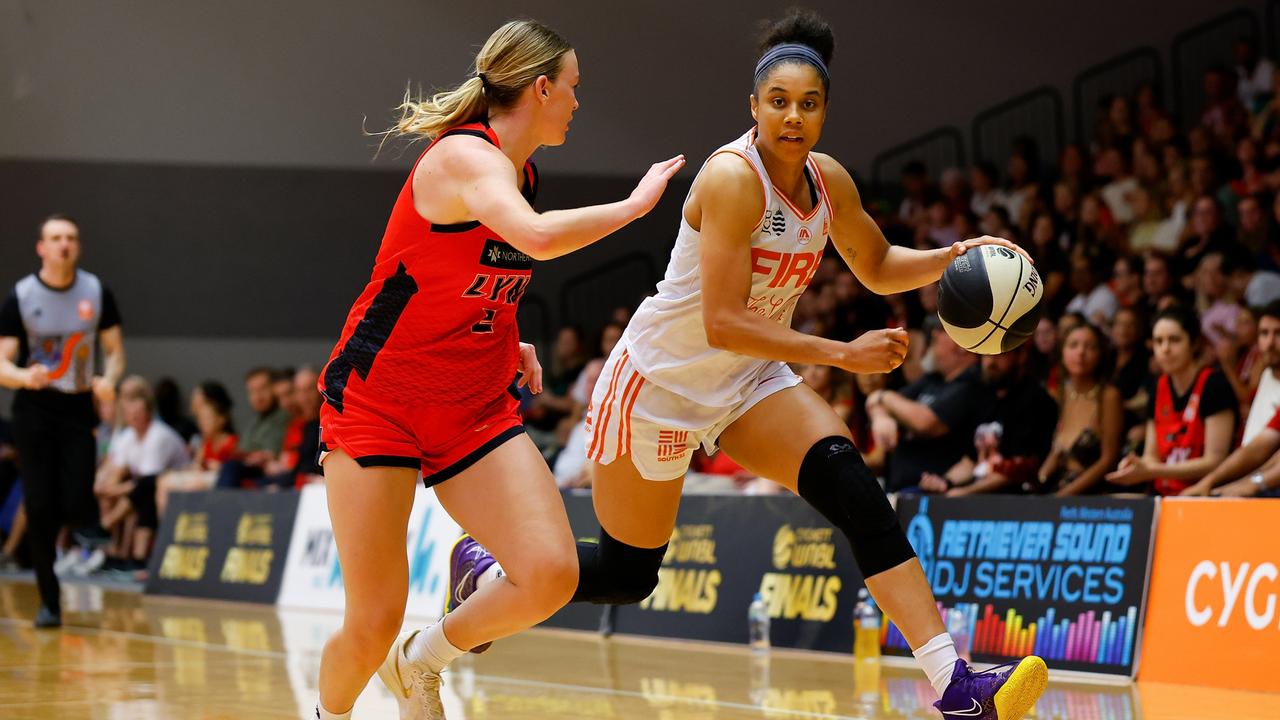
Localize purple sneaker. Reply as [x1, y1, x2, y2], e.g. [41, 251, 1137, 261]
[445, 534, 499, 654]
[933, 657, 1047, 720]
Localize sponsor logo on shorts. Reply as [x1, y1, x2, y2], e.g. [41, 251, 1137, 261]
[656, 429, 689, 462]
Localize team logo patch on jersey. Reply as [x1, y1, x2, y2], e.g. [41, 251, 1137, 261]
[768, 208, 786, 236]
[479, 238, 533, 270]
[656, 430, 689, 462]
[77, 299, 94, 321]
[798, 227, 811, 245]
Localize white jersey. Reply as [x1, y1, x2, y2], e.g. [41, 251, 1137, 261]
[624, 128, 832, 408]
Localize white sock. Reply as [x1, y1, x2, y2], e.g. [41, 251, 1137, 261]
[477, 562, 504, 589]
[912, 632, 960, 698]
[405, 620, 466, 674]
[316, 703, 352, 720]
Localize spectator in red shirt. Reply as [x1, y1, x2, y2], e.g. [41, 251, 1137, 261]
[156, 380, 238, 515]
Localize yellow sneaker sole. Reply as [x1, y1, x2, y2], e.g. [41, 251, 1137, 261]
[993, 656, 1048, 720]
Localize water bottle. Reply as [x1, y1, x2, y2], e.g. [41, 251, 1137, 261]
[748, 592, 771, 651]
[854, 588, 881, 660]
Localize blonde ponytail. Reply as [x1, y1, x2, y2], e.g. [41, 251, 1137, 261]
[374, 20, 571, 152]
[386, 76, 489, 144]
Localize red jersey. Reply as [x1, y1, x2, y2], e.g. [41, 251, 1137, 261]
[1152, 367, 1212, 496]
[200, 433, 238, 470]
[320, 121, 537, 420]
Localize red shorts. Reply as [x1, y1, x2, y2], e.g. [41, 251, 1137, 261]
[318, 391, 524, 487]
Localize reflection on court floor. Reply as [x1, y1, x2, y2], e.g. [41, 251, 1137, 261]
[1, 580, 1276, 719]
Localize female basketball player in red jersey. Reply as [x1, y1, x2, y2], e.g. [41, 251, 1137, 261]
[313, 20, 684, 720]
[452, 11, 1048, 720]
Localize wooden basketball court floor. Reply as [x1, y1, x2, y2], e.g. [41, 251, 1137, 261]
[1, 580, 1277, 719]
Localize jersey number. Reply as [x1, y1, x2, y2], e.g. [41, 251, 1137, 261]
[472, 308, 497, 334]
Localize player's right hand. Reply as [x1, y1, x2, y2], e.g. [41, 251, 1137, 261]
[841, 327, 908, 374]
[628, 155, 686, 218]
[516, 342, 543, 395]
[24, 364, 50, 390]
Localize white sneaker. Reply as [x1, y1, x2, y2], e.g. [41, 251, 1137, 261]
[377, 631, 446, 720]
[72, 549, 106, 577]
[53, 549, 84, 577]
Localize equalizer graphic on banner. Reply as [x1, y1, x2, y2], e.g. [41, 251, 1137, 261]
[891, 495, 1156, 677]
[884, 602, 1139, 666]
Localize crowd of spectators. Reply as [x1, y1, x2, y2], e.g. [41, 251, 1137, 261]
[0, 366, 324, 581]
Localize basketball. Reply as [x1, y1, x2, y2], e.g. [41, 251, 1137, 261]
[937, 244, 1044, 355]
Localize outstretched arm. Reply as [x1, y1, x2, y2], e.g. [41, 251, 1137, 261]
[813, 154, 1029, 294]
[431, 137, 684, 261]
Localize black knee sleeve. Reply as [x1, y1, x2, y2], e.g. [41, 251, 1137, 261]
[572, 528, 668, 605]
[797, 436, 916, 579]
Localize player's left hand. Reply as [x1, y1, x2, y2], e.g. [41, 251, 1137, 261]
[517, 342, 543, 394]
[91, 376, 116, 409]
[949, 235, 1033, 265]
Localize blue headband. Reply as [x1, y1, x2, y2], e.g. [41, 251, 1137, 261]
[753, 43, 829, 88]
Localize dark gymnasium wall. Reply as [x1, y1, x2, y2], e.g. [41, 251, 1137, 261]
[0, 0, 1264, 421]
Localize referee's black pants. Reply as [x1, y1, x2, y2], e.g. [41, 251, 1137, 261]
[11, 390, 99, 613]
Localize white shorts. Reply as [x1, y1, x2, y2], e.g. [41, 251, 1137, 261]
[585, 345, 802, 481]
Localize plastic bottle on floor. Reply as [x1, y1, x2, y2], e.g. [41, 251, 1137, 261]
[854, 588, 881, 660]
[748, 592, 770, 651]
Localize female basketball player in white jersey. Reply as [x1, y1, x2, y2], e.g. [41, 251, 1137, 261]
[449, 10, 1047, 720]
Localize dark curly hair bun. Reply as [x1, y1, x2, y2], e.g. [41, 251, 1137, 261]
[759, 8, 834, 66]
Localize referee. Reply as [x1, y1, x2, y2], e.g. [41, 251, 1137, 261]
[0, 214, 125, 628]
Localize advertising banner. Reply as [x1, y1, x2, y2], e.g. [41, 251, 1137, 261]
[890, 496, 1156, 678]
[145, 490, 299, 604]
[276, 484, 460, 619]
[1140, 498, 1280, 693]
[610, 494, 866, 652]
